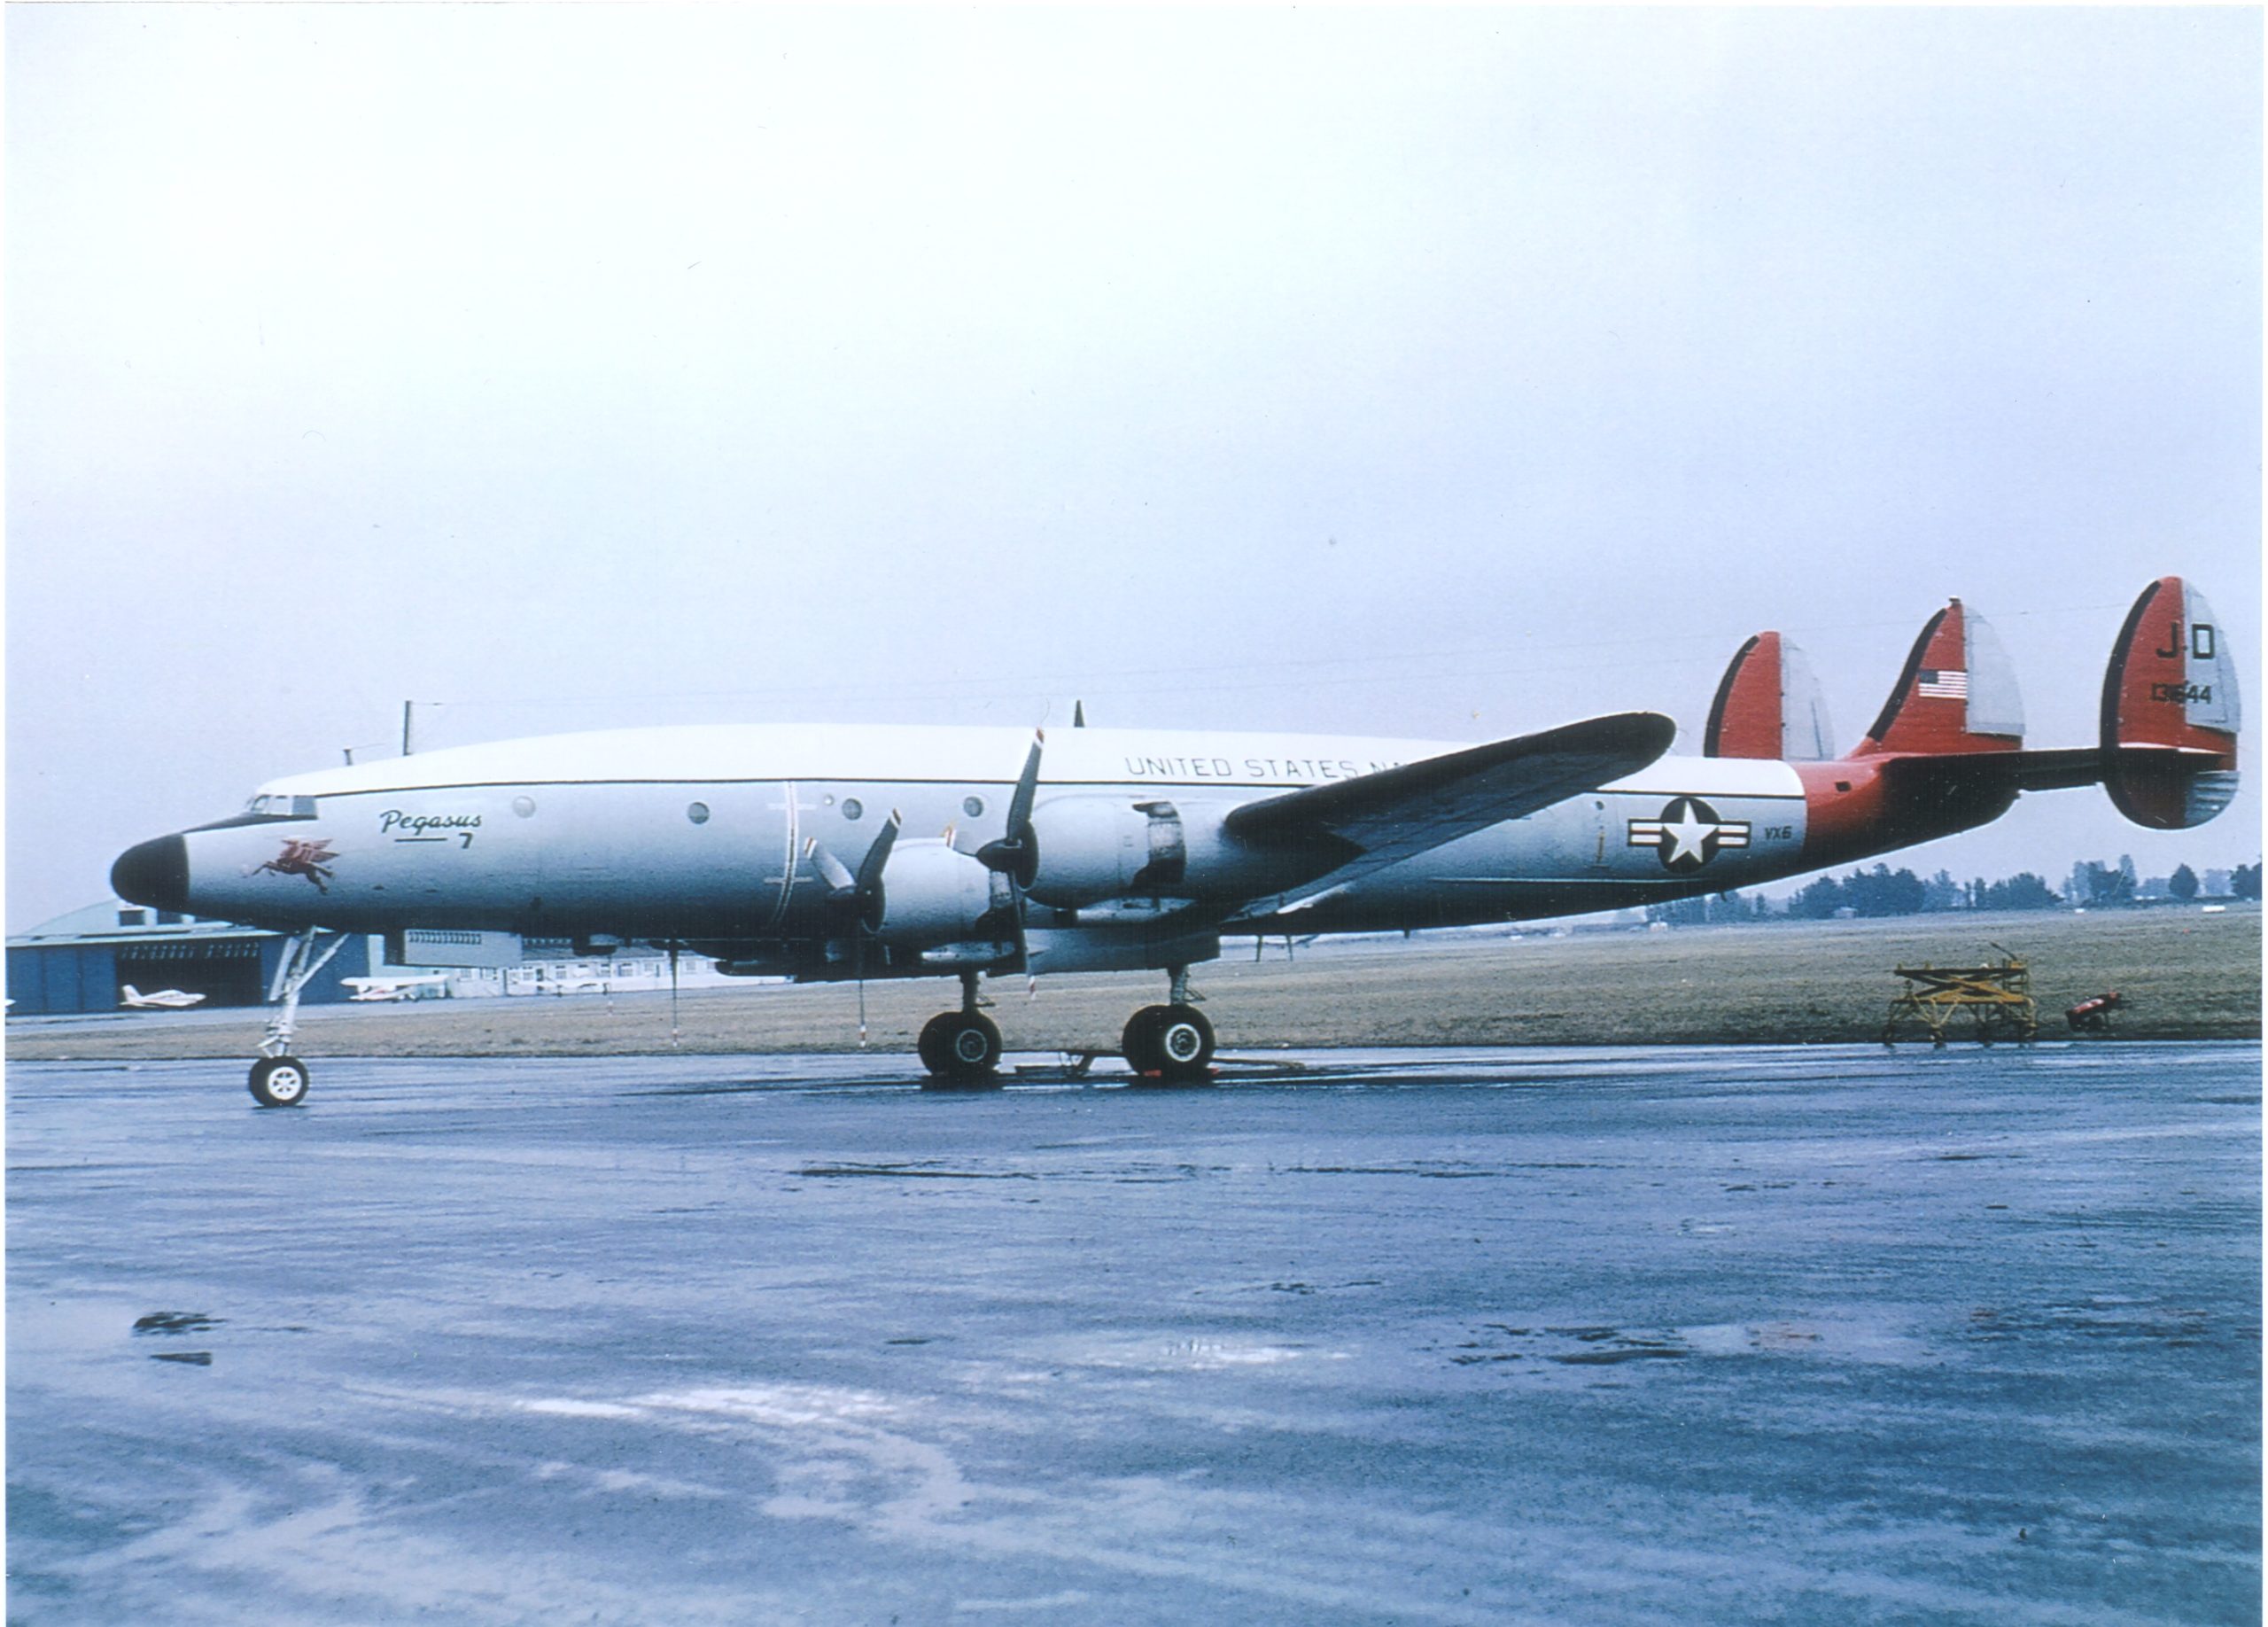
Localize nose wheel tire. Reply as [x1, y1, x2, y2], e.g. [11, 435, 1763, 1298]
[920, 1012, 1003, 1087]
[248, 1055, 311, 1109]
[1122, 1004, 1214, 1082]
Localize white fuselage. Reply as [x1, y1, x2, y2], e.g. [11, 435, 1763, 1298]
[166, 722, 1809, 979]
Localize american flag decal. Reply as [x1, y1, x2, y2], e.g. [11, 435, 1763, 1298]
[1917, 669, 1968, 699]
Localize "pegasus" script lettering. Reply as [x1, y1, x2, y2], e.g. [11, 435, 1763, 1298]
[379, 810, 484, 837]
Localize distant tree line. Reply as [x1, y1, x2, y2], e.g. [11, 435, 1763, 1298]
[1643, 891, 1770, 927]
[1644, 856, 2257, 926]
[2069, 860, 2132, 907]
[2064, 856, 2262, 906]
[1791, 864, 1927, 918]
[1968, 872, 2062, 911]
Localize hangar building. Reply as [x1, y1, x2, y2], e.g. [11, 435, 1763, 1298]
[6, 900, 378, 1016]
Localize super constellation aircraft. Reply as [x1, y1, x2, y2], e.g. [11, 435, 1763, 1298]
[113, 576, 2240, 1106]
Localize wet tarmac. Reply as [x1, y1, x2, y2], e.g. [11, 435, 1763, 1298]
[9, 1044, 2260, 1624]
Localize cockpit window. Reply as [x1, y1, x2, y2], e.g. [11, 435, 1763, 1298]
[199, 794, 321, 831]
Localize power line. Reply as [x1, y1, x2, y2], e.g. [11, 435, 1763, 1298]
[404, 597, 2130, 720]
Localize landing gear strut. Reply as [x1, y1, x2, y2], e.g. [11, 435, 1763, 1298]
[919, 972, 1004, 1088]
[247, 930, 348, 1108]
[1122, 964, 1216, 1084]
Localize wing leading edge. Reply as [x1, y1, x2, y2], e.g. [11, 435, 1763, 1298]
[1223, 711, 1679, 891]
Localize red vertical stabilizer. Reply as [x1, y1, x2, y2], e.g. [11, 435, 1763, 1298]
[1852, 599, 2023, 759]
[2101, 576, 2242, 829]
[1705, 632, 1835, 760]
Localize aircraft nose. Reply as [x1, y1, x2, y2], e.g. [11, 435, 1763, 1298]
[112, 834, 189, 913]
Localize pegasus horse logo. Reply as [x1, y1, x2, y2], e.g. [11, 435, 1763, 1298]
[249, 837, 338, 893]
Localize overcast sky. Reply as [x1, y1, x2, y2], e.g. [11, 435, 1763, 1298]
[9, 6, 2260, 932]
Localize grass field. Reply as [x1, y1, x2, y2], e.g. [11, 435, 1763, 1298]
[8, 907, 2256, 1063]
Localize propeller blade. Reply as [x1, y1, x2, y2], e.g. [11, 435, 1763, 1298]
[806, 837, 857, 898]
[979, 865, 1031, 976]
[815, 817, 897, 934]
[1005, 731, 1043, 837]
[978, 732, 1044, 887]
[855, 811, 902, 899]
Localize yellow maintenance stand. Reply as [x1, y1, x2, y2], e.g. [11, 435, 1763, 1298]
[1882, 949, 2039, 1047]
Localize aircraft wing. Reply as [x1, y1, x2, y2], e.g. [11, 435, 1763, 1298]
[1223, 711, 1678, 891]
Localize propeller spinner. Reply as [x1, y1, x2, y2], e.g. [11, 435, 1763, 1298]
[810, 810, 901, 934]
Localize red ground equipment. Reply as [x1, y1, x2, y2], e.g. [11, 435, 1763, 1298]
[2066, 992, 2123, 1033]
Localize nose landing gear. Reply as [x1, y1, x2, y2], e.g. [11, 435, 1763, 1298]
[249, 1055, 311, 1109]
[246, 930, 348, 1107]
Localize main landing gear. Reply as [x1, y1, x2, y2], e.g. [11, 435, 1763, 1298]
[247, 930, 348, 1108]
[1121, 965, 1216, 1085]
[915, 965, 1218, 1087]
[919, 972, 1005, 1089]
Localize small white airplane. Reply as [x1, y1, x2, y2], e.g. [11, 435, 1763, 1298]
[112, 576, 2241, 1107]
[120, 985, 206, 1010]
[341, 974, 451, 1002]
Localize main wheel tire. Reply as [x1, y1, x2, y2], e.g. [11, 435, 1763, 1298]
[931, 1013, 1002, 1085]
[1122, 1005, 1173, 1074]
[1153, 1005, 1216, 1081]
[248, 1055, 310, 1109]
[918, 1013, 958, 1077]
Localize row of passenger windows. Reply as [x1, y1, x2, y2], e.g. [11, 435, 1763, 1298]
[239, 793, 992, 825]
[681, 796, 990, 823]
[822, 795, 987, 821]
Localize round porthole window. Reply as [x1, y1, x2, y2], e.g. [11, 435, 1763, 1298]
[963, 796, 985, 818]
[842, 798, 863, 821]
[512, 796, 537, 818]
[687, 801, 711, 825]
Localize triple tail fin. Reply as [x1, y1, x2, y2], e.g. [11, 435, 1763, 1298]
[1852, 598, 2023, 758]
[1705, 632, 1836, 760]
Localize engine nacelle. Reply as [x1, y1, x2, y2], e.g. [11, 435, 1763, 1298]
[1024, 797, 1334, 907]
[872, 839, 1006, 946]
[1023, 797, 1181, 907]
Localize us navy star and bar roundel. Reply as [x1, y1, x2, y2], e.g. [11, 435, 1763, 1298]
[1627, 795, 1752, 873]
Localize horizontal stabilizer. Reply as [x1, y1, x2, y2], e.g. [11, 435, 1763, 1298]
[1224, 712, 1677, 884]
[1868, 743, 2228, 833]
[1705, 632, 1836, 760]
[1856, 598, 2023, 758]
